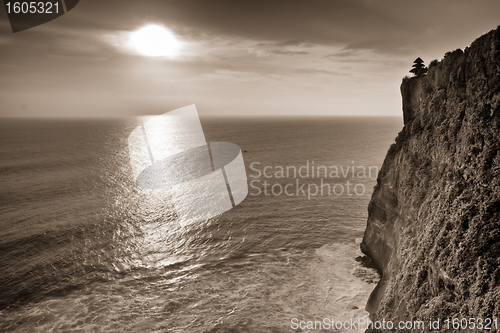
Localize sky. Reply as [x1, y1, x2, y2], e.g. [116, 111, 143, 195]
[0, 0, 499, 118]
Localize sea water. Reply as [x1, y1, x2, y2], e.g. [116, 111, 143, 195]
[0, 117, 401, 332]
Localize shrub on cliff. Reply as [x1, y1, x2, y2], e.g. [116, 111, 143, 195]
[429, 59, 439, 69]
[409, 57, 428, 77]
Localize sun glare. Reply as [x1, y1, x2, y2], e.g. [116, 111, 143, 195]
[129, 25, 182, 57]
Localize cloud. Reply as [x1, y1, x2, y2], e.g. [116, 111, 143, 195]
[26, 0, 408, 54]
[7, 0, 498, 60]
[268, 50, 310, 56]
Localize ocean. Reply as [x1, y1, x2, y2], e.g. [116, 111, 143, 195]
[0, 116, 402, 332]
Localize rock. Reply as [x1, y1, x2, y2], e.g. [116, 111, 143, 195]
[361, 26, 500, 331]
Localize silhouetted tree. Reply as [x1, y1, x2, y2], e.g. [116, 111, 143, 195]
[410, 57, 428, 77]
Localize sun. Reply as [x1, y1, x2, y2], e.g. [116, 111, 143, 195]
[129, 25, 182, 57]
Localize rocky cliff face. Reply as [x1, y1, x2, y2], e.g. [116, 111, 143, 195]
[361, 26, 500, 331]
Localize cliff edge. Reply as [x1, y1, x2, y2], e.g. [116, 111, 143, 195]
[361, 26, 500, 331]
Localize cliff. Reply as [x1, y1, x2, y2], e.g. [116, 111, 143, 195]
[361, 26, 500, 331]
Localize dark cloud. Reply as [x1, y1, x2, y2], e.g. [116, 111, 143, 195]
[269, 50, 309, 56]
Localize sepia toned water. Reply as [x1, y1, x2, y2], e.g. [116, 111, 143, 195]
[0, 117, 401, 332]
